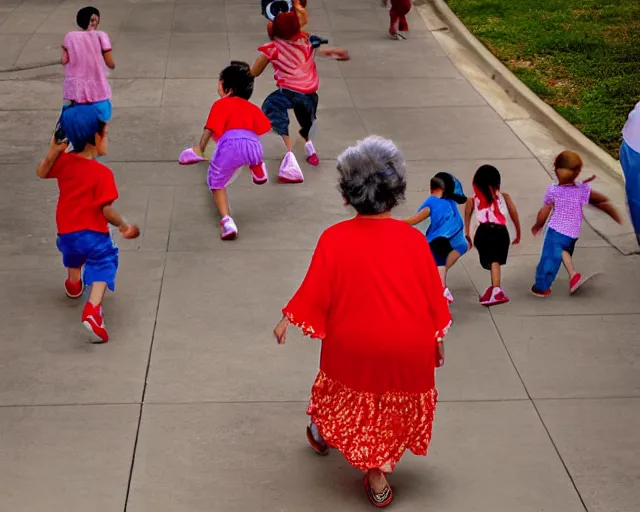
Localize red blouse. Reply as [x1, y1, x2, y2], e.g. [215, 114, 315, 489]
[283, 217, 451, 395]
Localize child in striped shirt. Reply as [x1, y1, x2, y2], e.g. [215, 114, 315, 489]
[252, 0, 348, 183]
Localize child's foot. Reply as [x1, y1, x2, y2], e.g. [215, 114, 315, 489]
[481, 286, 510, 306]
[531, 286, 552, 298]
[250, 162, 268, 185]
[278, 152, 304, 184]
[305, 141, 320, 166]
[64, 278, 84, 299]
[443, 287, 454, 303]
[569, 272, 583, 294]
[479, 286, 494, 304]
[220, 216, 238, 241]
[82, 302, 108, 343]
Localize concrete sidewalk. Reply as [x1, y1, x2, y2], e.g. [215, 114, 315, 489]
[0, 0, 639, 511]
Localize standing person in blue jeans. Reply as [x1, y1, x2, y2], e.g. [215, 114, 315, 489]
[405, 172, 468, 304]
[620, 101, 640, 247]
[531, 151, 621, 297]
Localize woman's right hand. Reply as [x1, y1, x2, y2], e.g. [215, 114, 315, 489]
[274, 316, 289, 345]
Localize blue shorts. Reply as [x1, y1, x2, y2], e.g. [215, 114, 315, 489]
[56, 230, 119, 291]
[62, 99, 112, 122]
[262, 88, 318, 139]
[429, 231, 468, 267]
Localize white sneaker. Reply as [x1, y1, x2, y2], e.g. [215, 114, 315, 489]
[220, 216, 238, 240]
[277, 152, 304, 183]
[443, 287, 454, 303]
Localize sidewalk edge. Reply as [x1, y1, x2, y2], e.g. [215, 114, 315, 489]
[418, 0, 624, 184]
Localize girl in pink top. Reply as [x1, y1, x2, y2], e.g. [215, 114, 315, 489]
[60, 7, 115, 123]
[531, 151, 621, 297]
[251, 1, 348, 183]
[464, 164, 521, 307]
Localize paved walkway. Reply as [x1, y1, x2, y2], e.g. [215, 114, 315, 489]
[1, 1, 639, 511]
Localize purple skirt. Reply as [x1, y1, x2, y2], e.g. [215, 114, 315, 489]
[207, 129, 264, 190]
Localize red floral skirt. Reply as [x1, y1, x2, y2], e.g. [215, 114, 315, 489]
[306, 370, 437, 473]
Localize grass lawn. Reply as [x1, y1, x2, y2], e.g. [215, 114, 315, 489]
[447, 0, 640, 157]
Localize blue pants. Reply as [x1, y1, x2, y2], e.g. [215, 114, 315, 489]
[533, 228, 577, 292]
[262, 88, 318, 139]
[620, 141, 640, 245]
[56, 230, 119, 291]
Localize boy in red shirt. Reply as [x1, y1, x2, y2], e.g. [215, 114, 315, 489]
[37, 104, 139, 343]
[179, 61, 271, 240]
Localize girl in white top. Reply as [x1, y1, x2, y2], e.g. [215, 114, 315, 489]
[464, 164, 521, 307]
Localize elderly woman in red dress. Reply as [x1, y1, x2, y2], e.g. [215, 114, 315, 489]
[273, 136, 451, 508]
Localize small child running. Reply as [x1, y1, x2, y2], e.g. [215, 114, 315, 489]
[531, 151, 621, 296]
[465, 164, 521, 306]
[405, 172, 468, 303]
[37, 104, 139, 343]
[180, 61, 271, 240]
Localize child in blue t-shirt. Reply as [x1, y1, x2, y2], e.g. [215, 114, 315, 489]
[405, 172, 468, 303]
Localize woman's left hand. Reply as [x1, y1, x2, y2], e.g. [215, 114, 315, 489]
[436, 340, 445, 368]
[274, 316, 289, 345]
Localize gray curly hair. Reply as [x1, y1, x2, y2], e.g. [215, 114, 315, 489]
[337, 136, 407, 215]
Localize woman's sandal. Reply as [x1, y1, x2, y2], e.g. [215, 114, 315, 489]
[306, 423, 330, 456]
[363, 471, 394, 508]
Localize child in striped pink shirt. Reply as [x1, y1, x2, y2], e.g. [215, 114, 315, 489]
[251, 1, 348, 183]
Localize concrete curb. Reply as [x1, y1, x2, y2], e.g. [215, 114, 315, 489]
[420, 0, 624, 184]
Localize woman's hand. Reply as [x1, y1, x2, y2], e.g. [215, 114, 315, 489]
[436, 340, 445, 368]
[274, 316, 289, 345]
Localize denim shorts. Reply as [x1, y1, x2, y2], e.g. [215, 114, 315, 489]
[62, 99, 112, 122]
[56, 230, 119, 291]
[262, 88, 318, 139]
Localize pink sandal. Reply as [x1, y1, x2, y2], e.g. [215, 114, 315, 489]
[178, 147, 206, 165]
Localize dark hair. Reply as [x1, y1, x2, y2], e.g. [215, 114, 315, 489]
[430, 176, 445, 192]
[76, 6, 100, 30]
[433, 171, 467, 204]
[60, 104, 106, 153]
[337, 136, 407, 215]
[472, 164, 501, 204]
[219, 61, 254, 100]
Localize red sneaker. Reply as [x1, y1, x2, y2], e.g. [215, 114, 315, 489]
[64, 278, 84, 299]
[249, 162, 268, 185]
[479, 286, 494, 304]
[81, 302, 109, 343]
[569, 273, 583, 294]
[482, 287, 510, 306]
[304, 141, 320, 166]
[531, 286, 552, 297]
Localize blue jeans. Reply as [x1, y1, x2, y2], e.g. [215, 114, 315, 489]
[533, 228, 577, 292]
[57, 230, 119, 291]
[262, 88, 318, 139]
[620, 140, 640, 245]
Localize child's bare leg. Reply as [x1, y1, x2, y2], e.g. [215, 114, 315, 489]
[490, 262, 501, 287]
[88, 282, 107, 306]
[282, 135, 293, 152]
[440, 250, 461, 287]
[561, 250, 577, 279]
[68, 267, 82, 283]
[438, 266, 446, 286]
[212, 188, 231, 218]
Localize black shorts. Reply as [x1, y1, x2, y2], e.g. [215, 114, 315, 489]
[474, 223, 510, 270]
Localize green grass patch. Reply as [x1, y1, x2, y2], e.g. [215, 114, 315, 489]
[447, 0, 640, 157]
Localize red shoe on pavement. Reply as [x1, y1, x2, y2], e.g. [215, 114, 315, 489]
[531, 286, 552, 298]
[481, 286, 510, 307]
[569, 273, 583, 294]
[64, 278, 83, 299]
[479, 286, 494, 304]
[82, 302, 109, 343]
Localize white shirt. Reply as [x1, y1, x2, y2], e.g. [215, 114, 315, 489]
[622, 101, 640, 153]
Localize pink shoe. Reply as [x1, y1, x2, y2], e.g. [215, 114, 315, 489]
[305, 141, 319, 166]
[178, 147, 206, 165]
[278, 152, 304, 184]
[220, 216, 238, 240]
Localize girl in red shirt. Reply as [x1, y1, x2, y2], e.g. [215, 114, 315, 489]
[179, 62, 271, 241]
